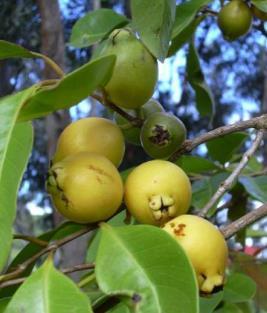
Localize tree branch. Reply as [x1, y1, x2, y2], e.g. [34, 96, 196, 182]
[0, 225, 95, 283]
[221, 203, 267, 239]
[198, 130, 264, 217]
[13, 234, 49, 247]
[169, 114, 267, 161]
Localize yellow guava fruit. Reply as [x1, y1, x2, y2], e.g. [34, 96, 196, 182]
[124, 160, 191, 226]
[52, 117, 125, 167]
[163, 214, 228, 293]
[46, 152, 123, 223]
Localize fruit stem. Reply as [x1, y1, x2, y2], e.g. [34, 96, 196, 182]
[32, 52, 65, 78]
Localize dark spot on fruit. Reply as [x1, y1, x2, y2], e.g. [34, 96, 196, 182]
[170, 222, 175, 228]
[132, 293, 142, 303]
[96, 175, 103, 184]
[173, 223, 186, 236]
[149, 124, 170, 146]
[88, 165, 112, 179]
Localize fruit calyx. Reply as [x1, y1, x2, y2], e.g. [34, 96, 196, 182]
[148, 194, 177, 221]
[148, 124, 170, 146]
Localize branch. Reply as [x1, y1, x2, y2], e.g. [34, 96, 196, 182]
[0, 263, 95, 289]
[13, 234, 48, 247]
[0, 225, 95, 283]
[198, 130, 264, 217]
[221, 203, 267, 239]
[169, 114, 267, 161]
[91, 93, 143, 127]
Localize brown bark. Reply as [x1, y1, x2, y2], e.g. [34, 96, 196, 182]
[37, 0, 89, 279]
[262, 63, 267, 166]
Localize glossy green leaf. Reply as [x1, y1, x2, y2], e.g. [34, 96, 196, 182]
[246, 228, 267, 237]
[251, 0, 267, 12]
[206, 132, 248, 164]
[0, 87, 35, 271]
[0, 222, 87, 298]
[187, 42, 214, 117]
[131, 0, 176, 61]
[192, 172, 228, 210]
[239, 175, 267, 203]
[236, 301, 256, 313]
[200, 292, 224, 313]
[215, 303, 243, 313]
[168, 15, 204, 56]
[96, 224, 199, 313]
[171, 0, 211, 39]
[175, 155, 220, 174]
[223, 273, 257, 303]
[5, 258, 92, 313]
[0, 40, 35, 59]
[18, 55, 116, 121]
[70, 9, 129, 48]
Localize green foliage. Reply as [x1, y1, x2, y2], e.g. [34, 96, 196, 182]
[0, 40, 36, 59]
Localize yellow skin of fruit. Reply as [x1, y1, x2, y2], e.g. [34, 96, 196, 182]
[218, 0, 252, 41]
[46, 152, 123, 224]
[52, 117, 125, 167]
[124, 160, 191, 226]
[251, 5, 267, 21]
[101, 28, 158, 109]
[163, 215, 228, 293]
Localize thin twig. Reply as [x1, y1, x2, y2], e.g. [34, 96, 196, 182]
[0, 263, 95, 289]
[198, 130, 264, 217]
[200, 7, 218, 16]
[13, 234, 48, 247]
[169, 114, 267, 161]
[32, 52, 65, 78]
[221, 203, 267, 239]
[91, 93, 143, 127]
[0, 225, 95, 283]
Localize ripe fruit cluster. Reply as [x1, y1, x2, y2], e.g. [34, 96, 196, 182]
[217, 0, 267, 41]
[46, 27, 228, 294]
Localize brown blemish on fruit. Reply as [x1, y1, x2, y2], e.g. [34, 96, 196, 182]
[149, 124, 170, 146]
[88, 165, 112, 180]
[173, 223, 186, 236]
[170, 222, 175, 228]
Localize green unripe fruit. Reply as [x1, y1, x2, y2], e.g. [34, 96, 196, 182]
[218, 0, 252, 41]
[140, 112, 186, 159]
[47, 152, 123, 224]
[114, 99, 164, 145]
[251, 5, 267, 21]
[100, 28, 158, 109]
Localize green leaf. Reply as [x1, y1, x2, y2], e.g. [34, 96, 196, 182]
[239, 175, 267, 203]
[0, 88, 35, 271]
[108, 303, 131, 313]
[96, 224, 199, 313]
[0, 40, 35, 59]
[175, 155, 220, 174]
[5, 257, 92, 313]
[200, 292, 224, 313]
[0, 298, 10, 312]
[215, 303, 243, 313]
[0, 222, 86, 298]
[223, 273, 257, 303]
[168, 15, 204, 57]
[206, 132, 248, 164]
[131, 0, 176, 61]
[70, 9, 129, 48]
[192, 173, 228, 210]
[18, 55, 116, 121]
[171, 0, 211, 39]
[251, 0, 267, 12]
[187, 42, 214, 117]
[246, 228, 267, 238]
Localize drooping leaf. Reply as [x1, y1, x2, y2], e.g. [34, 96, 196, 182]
[70, 9, 129, 48]
[168, 15, 204, 56]
[0, 87, 35, 271]
[187, 42, 214, 117]
[199, 292, 224, 313]
[5, 257, 92, 313]
[206, 132, 248, 164]
[251, 0, 267, 12]
[18, 55, 116, 121]
[0, 40, 36, 59]
[131, 0, 176, 61]
[96, 224, 199, 313]
[239, 175, 267, 203]
[175, 155, 220, 175]
[223, 273, 257, 303]
[0, 222, 87, 298]
[171, 0, 211, 39]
